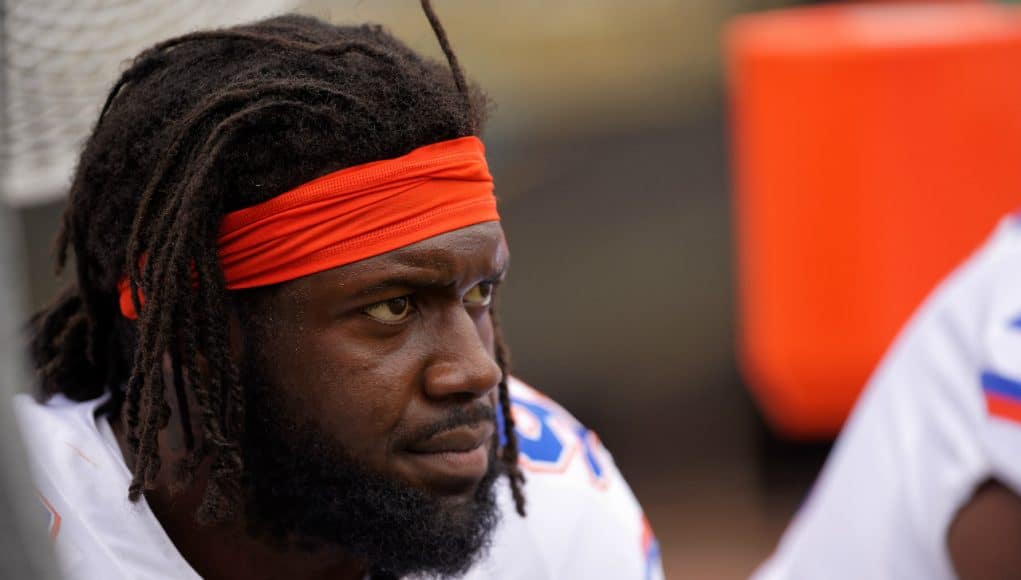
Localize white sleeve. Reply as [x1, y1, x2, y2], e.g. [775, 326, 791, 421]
[755, 219, 1021, 580]
[539, 455, 663, 580]
[499, 378, 664, 580]
[975, 233, 1021, 499]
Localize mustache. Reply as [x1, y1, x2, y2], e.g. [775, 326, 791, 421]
[398, 404, 497, 448]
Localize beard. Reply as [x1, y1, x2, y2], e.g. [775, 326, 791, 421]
[238, 357, 502, 579]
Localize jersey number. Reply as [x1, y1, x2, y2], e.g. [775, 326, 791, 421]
[511, 397, 609, 488]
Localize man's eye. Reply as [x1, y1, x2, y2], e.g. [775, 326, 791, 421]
[363, 297, 412, 322]
[464, 282, 493, 307]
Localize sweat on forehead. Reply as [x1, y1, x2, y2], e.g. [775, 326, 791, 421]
[274, 221, 510, 307]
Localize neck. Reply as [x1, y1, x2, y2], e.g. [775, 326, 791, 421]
[109, 409, 370, 580]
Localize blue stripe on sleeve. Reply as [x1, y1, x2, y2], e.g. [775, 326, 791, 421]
[981, 371, 1021, 402]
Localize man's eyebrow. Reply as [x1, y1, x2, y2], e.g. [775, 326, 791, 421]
[354, 276, 452, 298]
[353, 261, 509, 298]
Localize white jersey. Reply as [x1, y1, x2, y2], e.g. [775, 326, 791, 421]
[15, 376, 663, 580]
[756, 214, 1021, 579]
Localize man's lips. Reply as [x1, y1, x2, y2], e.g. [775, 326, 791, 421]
[406, 423, 493, 454]
[400, 422, 495, 493]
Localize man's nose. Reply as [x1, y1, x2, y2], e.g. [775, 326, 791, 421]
[422, 308, 502, 401]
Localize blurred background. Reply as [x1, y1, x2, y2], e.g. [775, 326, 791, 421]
[5, 0, 1021, 577]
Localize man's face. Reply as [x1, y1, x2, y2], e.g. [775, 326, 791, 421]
[233, 221, 510, 576]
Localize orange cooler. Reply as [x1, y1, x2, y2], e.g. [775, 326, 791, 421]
[727, 4, 1021, 439]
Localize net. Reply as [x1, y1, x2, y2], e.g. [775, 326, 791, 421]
[2, 0, 299, 206]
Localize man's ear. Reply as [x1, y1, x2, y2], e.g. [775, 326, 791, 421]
[226, 288, 274, 368]
[158, 348, 197, 462]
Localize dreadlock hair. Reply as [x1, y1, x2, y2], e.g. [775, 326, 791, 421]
[29, 0, 526, 523]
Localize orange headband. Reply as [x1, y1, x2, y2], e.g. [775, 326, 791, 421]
[119, 136, 499, 319]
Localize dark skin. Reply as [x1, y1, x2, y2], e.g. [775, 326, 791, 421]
[949, 480, 1021, 580]
[110, 222, 509, 580]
